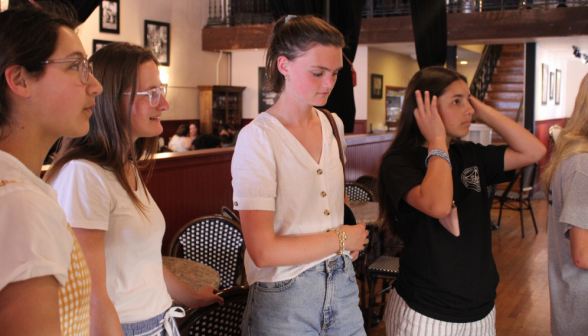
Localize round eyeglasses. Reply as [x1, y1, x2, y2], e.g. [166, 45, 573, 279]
[124, 84, 168, 107]
[41, 57, 93, 85]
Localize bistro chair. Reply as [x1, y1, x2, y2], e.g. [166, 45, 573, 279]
[494, 163, 539, 238]
[364, 255, 400, 334]
[356, 175, 378, 201]
[549, 124, 562, 144]
[178, 286, 249, 336]
[221, 206, 240, 223]
[169, 216, 246, 289]
[346, 182, 375, 202]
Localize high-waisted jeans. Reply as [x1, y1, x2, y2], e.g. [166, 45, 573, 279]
[241, 255, 366, 336]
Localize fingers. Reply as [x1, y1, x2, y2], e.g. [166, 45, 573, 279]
[216, 296, 225, 306]
[423, 91, 431, 115]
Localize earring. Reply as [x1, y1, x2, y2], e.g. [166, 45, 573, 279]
[285, 75, 289, 81]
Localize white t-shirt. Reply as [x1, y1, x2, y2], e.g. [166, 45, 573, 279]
[231, 110, 348, 284]
[169, 135, 189, 152]
[0, 150, 73, 290]
[51, 160, 172, 323]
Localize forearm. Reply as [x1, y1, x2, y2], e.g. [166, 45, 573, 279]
[88, 291, 123, 336]
[476, 104, 545, 169]
[570, 226, 588, 270]
[162, 266, 199, 308]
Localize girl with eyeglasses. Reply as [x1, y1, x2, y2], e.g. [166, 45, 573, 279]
[45, 42, 223, 336]
[0, 5, 102, 336]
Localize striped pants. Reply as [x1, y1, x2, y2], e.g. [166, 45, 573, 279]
[384, 289, 496, 336]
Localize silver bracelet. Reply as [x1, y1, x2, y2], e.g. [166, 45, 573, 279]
[425, 149, 452, 169]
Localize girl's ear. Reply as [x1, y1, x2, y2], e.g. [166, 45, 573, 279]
[277, 55, 289, 79]
[4, 65, 32, 99]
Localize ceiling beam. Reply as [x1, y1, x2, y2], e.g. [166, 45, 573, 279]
[202, 7, 588, 51]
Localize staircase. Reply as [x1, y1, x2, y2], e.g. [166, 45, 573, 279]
[483, 44, 525, 144]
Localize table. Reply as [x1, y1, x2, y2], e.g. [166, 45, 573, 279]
[163, 256, 221, 291]
[349, 201, 381, 227]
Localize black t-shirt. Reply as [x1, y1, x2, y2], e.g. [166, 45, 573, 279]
[380, 141, 515, 323]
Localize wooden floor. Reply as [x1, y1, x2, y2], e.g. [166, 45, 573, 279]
[368, 199, 551, 336]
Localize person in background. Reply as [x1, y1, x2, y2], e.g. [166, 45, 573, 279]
[192, 133, 221, 150]
[220, 134, 231, 147]
[0, 5, 102, 335]
[189, 122, 198, 142]
[45, 42, 222, 336]
[231, 15, 369, 335]
[377, 66, 545, 335]
[542, 72, 588, 336]
[168, 123, 192, 152]
[226, 124, 240, 147]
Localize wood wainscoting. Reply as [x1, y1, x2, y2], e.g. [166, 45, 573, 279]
[141, 132, 395, 253]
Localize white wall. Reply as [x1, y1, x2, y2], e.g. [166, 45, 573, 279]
[564, 60, 588, 117]
[231, 49, 265, 119]
[535, 45, 564, 121]
[77, 0, 230, 120]
[354, 46, 369, 120]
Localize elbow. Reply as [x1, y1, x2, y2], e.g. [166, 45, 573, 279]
[573, 258, 588, 270]
[428, 203, 453, 219]
[532, 144, 547, 163]
[248, 249, 272, 268]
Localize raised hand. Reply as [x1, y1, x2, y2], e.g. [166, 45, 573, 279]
[414, 90, 447, 148]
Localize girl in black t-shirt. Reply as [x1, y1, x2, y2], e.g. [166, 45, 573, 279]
[377, 67, 545, 335]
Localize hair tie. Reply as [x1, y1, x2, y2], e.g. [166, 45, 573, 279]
[285, 15, 296, 23]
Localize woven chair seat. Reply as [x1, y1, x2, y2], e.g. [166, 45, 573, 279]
[346, 182, 375, 202]
[367, 255, 400, 274]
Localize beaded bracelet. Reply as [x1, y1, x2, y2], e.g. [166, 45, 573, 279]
[425, 149, 452, 170]
[328, 228, 347, 256]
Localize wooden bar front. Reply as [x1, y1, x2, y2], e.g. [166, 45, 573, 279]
[142, 133, 395, 253]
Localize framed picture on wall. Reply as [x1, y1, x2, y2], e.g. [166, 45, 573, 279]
[541, 64, 548, 105]
[555, 69, 562, 105]
[371, 74, 383, 99]
[258, 67, 280, 113]
[92, 39, 115, 54]
[144, 20, 170, 66]
[99, 0, 119, 34]
[549, 72, 554, 100]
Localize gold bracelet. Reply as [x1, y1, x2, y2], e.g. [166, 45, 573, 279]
[328, 228, 347, 256]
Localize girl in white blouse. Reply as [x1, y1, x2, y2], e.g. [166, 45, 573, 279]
[231, 15, 369, 336]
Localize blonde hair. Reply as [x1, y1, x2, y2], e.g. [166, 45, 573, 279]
[541, 73, 588, 193]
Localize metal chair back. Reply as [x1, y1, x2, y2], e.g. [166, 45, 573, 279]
[169, 216, 245, 289]
[221, 206, 240, 223]
[178, 286, 249, 336]
[345, 182, 375, 202]
[356, 175, 378, 200]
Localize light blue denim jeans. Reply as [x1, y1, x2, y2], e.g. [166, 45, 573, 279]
[241, 255, 366, 336]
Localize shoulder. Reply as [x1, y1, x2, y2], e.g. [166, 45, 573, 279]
[237, 114, 275, 144]
[561, 153, 588, 178]
[381, 149, 424, 170]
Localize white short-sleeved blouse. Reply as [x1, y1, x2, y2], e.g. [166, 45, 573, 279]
[231, 110, 348, 284]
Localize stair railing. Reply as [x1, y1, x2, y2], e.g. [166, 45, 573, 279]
[469, 44, 503, 102]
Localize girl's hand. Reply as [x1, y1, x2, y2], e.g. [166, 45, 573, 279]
[414, 90, 446, 148]
[469, 96, 495, 123]
[191, 286, 224, 309]
[340, 223, 369, 252]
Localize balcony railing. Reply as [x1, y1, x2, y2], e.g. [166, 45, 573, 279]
[205, 0, 588, 27]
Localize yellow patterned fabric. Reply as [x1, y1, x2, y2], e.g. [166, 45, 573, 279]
[58, 225, 92, 336]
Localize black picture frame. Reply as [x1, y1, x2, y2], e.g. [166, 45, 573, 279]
[541, 64, 548, 105]
[144, 20, 170, 66]
[258, 67, 280, 113]
[555, 69, 562, 105]
[92, 39, 115, 54]
[371, 74, 383, 99]
[99, 0, 120, 34]
[549, 72, 554, 100]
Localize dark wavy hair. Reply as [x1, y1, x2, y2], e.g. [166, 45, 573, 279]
[46, 43, 160, 216]
[377, 66, 467, 233]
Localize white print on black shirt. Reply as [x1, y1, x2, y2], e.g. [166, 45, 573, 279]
[461, 166, 481, 192]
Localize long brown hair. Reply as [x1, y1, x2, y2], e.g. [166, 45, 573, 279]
[377, 66, 467, 233]
[264, 15, 345, 93]
[45, 42, 160, 214]
[541, 73, 588, 194]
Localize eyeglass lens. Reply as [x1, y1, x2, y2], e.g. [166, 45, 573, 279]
[149, 85, 167, 107]
[78, 59, 93, 84]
